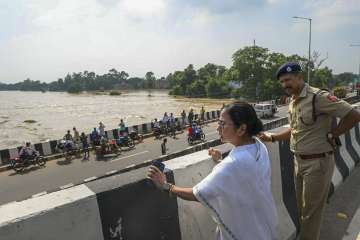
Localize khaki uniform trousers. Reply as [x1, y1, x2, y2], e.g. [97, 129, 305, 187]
[294, 153, 335, 240]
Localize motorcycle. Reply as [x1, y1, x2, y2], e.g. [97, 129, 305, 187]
[187, 127, 206, 145]
[129, 130, 143, 143]
[153, 127, 161, 139]
[95, 139, 120, 159]
[10, 152, 46, 173]
[115, 135, 135, 149]
[56, 140, 80, 160]
[169, 122, 176, 138]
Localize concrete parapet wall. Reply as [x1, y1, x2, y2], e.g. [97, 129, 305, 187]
[0, 185, 103, 240]
[2, 122, 360, 239]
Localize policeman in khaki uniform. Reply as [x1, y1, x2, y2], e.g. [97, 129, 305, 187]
[259, 62, 360, 240]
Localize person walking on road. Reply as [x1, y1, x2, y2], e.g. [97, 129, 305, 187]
[148, 102, 278, 240]
[259, 62, 360, 240]
[161, 138, 168, 155]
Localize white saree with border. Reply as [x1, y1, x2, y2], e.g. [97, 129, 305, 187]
[193, 138, 278, 240]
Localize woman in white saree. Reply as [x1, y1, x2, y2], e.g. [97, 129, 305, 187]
[148, 102, 278, 240]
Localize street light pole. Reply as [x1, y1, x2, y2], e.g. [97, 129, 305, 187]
[293, 16, 312, 84]
[350, 44, 360, 89]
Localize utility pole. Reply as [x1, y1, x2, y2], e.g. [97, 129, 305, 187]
[293, 16, 312, 84]
[350, 44, 360, 86]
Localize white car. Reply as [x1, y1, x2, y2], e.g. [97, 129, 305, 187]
[254, 103, 276, 119]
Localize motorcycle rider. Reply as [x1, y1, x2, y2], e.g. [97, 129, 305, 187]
[100, 136, 109, 153]
[191, 122, 202, 139]
[90, 128, 100, 146]
[64, 130, 73, 141]
[19, 142, 37, 164]
[153, 118, 161, 138]
[63, 130, 74, 152]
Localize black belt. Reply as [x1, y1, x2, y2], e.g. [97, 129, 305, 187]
[299, 151, 333, 160]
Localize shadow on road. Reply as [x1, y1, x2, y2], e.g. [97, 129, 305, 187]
[56, 158, 74, 166]
[8, 165, 45, 176]
[321, 165, 360, 239]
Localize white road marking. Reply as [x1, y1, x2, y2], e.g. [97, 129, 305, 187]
[105, 170, 118, 175]
[110, 151, 149, 162]
[84, 176, 97, 182]
[143, 159, 153, 164]
[60, 183, 74, 189]
[124, 164, 136, 169]
[32, 191, 47, 198]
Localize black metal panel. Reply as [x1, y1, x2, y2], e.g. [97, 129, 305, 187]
[113, 129, 119, 139]
[142, 123, 148, 133]
[133, 125, 139, 132]
[344, 131, 360, 165]
[0, 149, 10, 164]
[333, 147, 349, 180]
[96, 170, 181, 240]
[354, 124, 360, 157]
[34, 143, 44, 156]
[279, 140, 299, 231]
[49, 140, 58, 154]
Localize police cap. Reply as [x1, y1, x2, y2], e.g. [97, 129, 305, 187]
[276, 62, 302, 80]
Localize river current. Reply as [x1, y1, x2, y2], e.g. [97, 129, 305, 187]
[0, 90, 229, 149]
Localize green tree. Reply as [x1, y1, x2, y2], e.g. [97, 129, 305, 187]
[312, 67, 333, 88]
[187, 80, 206, 97]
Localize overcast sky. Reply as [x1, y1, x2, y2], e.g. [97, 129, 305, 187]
[0, 0, 359, 83]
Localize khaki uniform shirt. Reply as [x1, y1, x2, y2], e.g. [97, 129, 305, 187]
[289, 84, 353, 154]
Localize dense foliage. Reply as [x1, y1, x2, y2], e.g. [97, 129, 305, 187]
[167, 46, 358, 100]
[0, 45, 358, 99]
[0, 69, 166, 93]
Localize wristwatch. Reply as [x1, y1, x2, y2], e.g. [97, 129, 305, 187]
[162, 182, 172, 192]
[270, 134, 275, 142]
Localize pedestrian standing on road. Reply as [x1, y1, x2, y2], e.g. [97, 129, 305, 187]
[188, 109, 194, 125]
[163, 112, 169, 128]
[181, 110, 186, 126]
[200, 106, 206, 126]
[73, 127, 80, 143]
[161, 138, 168, 155]
[80, 132, 89, 160]
[119, 119, 126, 135]
[258, 62, 360, 240]
[148, 102, 278, 240]
[99, 122, 106, 137]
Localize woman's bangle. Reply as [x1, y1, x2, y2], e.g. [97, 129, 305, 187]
[270, 134, 275, 142]
[169, 184, 175, 198]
